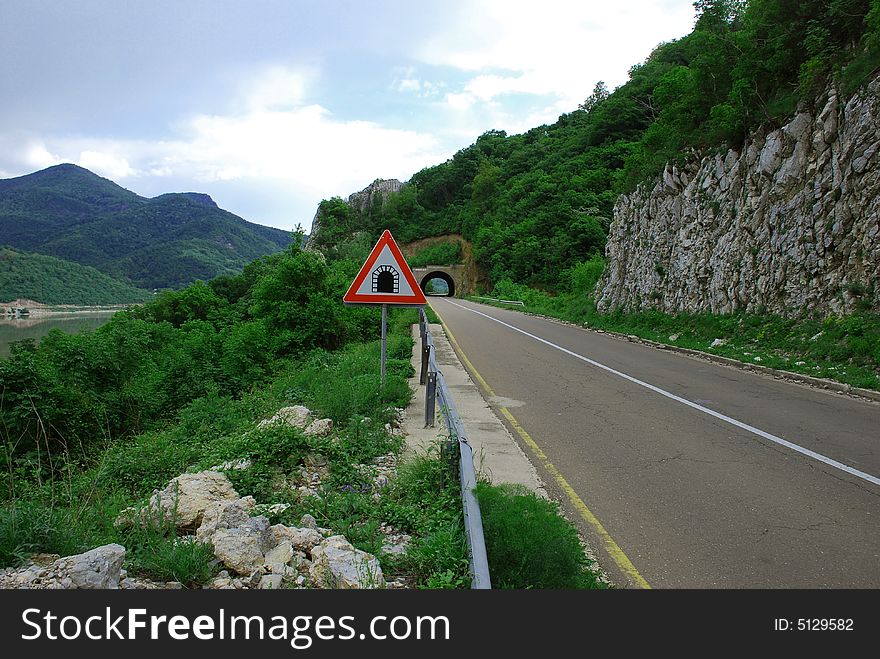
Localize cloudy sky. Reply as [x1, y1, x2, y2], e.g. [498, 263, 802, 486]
[0, 1, 697, 233]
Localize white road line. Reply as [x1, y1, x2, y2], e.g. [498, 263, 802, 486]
[444, 299, 880, 487]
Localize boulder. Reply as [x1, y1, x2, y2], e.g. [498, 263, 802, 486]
[304, 418, 333, 437]
[211, 516, 273, 575]
[196, 496, 257, 543]
[264, 540, 294, 566]
[299, 514, 318, 530]
[259, 405, 311, 429]
[259, 574, 283, 590]
[54, 544, 126, 589]
[309, 535, 384, 589]
[270, 524, 323, 552]
[120, 471, 239, 531]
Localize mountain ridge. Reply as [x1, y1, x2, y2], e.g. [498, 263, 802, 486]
[0, 164, 293, 290]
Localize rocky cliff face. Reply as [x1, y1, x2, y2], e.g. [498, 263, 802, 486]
[346, 178, 404, 214]
[597, 76, 880, 316]
[309, 179, 404, 243]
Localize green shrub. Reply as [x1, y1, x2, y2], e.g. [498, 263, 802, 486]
[405, 521, 470, 589]
[380, 452, 470, 588]
[476, 482, 602, 589]
[122, 512, 217, 587]
[409, 242, 463, 268]
[0, 503, 78, 566]
[0, 500, 125, 567]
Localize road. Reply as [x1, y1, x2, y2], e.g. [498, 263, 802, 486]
[429, 297, 880, 588]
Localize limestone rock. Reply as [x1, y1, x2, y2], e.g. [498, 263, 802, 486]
[303, 453, 328, 468]
[346, 179, 404, 215]
[270, 524, 323, 552]
[53, 544, 126, 589]
[210, 458, 251, 472]
[299, 513, 318, 530]
[211, 516, 272, 575]
[259, 574, 284, 590]
[259, 405, 311, 429]
[304, 418, 333, 437]
[131, 471, 240, 531]
[309, 535, 385, 589]
[196, 496, 257, 543]
[264, 541, 295, 566]
[597, 75, 880, 317]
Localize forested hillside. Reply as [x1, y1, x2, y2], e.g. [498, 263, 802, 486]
[0, 247, 151, 305]
[312, 0, 880, 293]
[0, 164, 293, 290]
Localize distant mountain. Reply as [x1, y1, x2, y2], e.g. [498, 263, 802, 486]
[0, 247, 152, 305]
[0, 164, 293, 289]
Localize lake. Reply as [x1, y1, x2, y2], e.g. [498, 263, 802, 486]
[0, 312, 117, 358]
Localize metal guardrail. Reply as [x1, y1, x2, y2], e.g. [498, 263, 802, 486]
[419, 308, 492, 589]
[471, 296, 525, 306]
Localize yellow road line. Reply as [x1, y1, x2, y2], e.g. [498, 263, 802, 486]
[431, 301, 652, 589]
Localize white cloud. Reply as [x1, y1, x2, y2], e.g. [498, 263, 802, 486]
[392, 66, 443, 98]
[77, 150, 137, 179]
[171, 103, 442, 188]
[396, 78, 422, 93]
[242, 66, 312, 112]
[23, 142, 62, 170]
[417, 0, 695, 131]
[445, 92, 477, 111]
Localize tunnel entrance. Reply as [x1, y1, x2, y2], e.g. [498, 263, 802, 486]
[420, 271, 455, 297]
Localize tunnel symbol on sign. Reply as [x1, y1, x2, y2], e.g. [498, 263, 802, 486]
[372, 265, 399, 293]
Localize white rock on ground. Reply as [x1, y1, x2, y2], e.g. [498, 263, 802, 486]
[0, 544, 127, 589]
[270, 524, 323, 552]
[58, 544, 127, 589]
[309, 535, 385, 589]
[118, 471, 240, 530]
[210, 516, 273, 575]
[299, 514, 318, 530]
[259, 574, 283, 590]
[196, 496, 257, 543]
[264, 540, 294, 566]
[259, 405, 311, 429]
[304, 418, 333, 437]
[210, 458, 252, 472]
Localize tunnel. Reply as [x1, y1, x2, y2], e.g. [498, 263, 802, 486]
[420, 271, 456, 297]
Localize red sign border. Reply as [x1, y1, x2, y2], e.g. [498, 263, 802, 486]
[342, 230, 427, 305]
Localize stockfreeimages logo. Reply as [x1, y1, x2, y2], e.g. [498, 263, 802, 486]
[21, 607, 450, 649]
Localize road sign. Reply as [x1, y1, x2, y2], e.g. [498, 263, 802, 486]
[343, 229, 427, 306]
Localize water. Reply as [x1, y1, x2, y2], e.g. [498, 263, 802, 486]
[0, 312, 116, 358]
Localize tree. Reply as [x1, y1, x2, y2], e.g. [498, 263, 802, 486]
[579, 81, 610, 113]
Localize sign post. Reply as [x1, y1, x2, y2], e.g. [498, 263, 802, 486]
[343, 230, 427, 387]
[380, 303, 387, 385]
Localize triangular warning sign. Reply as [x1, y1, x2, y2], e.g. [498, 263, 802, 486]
[343, 230, 427, 306]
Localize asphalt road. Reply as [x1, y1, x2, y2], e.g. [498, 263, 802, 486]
[430, 297, 880, 588]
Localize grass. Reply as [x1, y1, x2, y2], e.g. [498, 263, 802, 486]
[121, 508, 218, 587]
[473, 282, 880, 391]
[476, 482, 606, 589]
